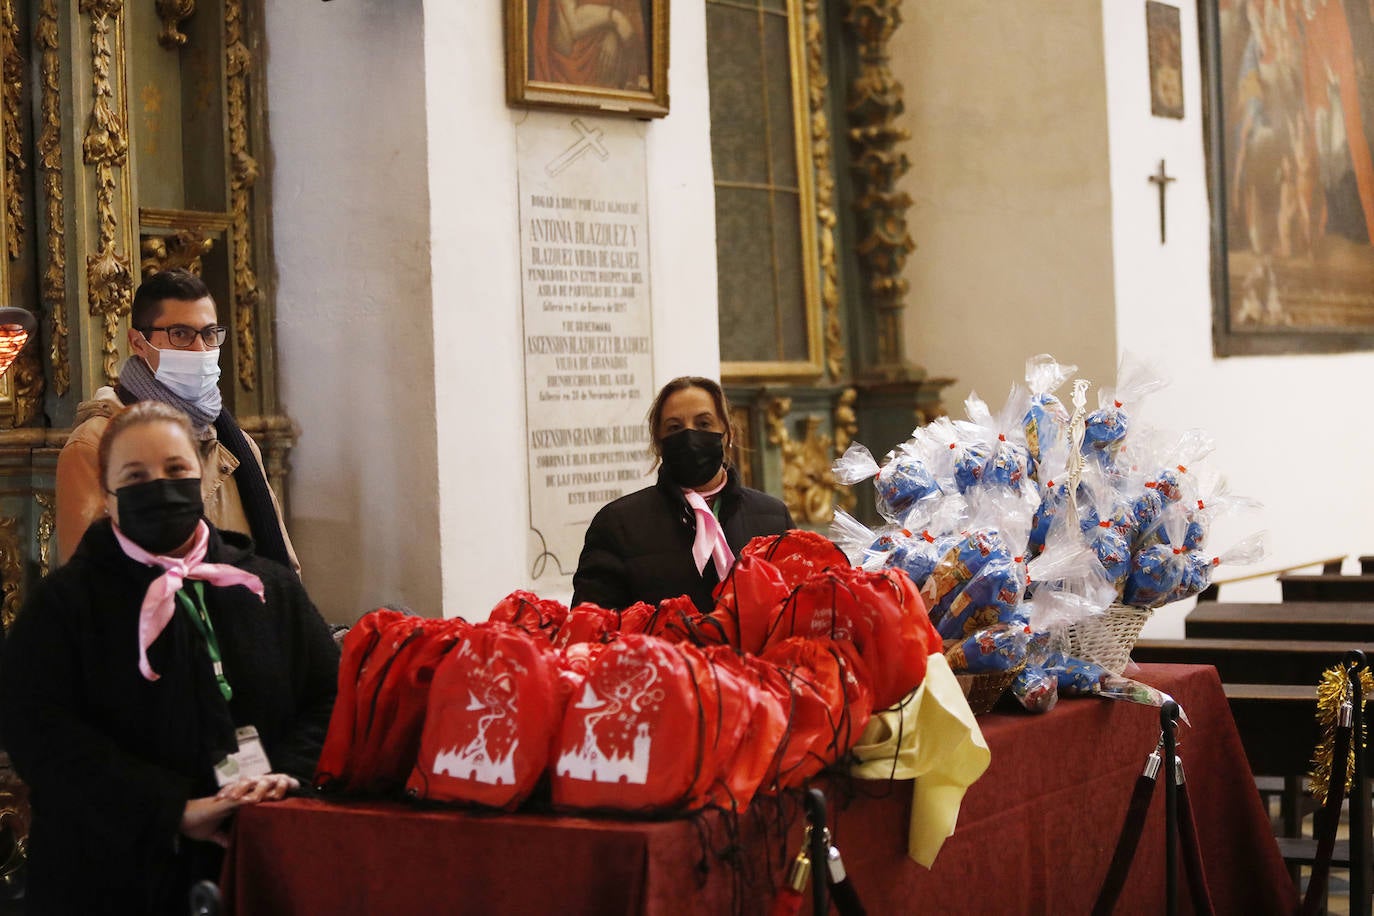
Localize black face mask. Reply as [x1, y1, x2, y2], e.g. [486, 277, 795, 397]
[114, 477, 204, 555]
[660, 429, 725, 489]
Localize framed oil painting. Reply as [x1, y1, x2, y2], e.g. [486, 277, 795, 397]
[1200, 0, 1374, 355]
[507, 0, 670, 119]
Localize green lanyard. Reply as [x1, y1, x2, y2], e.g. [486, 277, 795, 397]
[175, 580, 233, 702]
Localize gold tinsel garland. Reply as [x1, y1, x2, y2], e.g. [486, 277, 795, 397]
[1309, 663, 1374, 805]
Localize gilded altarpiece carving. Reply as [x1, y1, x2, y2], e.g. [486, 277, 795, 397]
[0, 0, 294, 626]
[708, 0, 950, 526]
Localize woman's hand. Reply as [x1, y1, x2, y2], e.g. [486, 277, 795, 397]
[180, 796, 240, 848]
[215, 773, 300, 805]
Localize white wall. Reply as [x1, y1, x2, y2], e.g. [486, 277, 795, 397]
[894, 0, 1119, 409]
[265, 1, 722, 622]
[421, 0, 721, 619]
[890, 1, 1374, 639]
[264, 0, 442, 622]
[1102, 1, 1374, 637]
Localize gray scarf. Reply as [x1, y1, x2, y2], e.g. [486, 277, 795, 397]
[117, 355, 222, 432]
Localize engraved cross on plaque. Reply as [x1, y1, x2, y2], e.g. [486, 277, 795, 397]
[1147, 159, 1176, 244]
[546, 118, 610, 177]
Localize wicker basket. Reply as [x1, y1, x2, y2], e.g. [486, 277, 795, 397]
[1058, 603, 1152, 676]
[955, 665, 1024, 716]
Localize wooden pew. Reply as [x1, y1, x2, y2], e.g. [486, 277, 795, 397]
[1224, 682, 1374, 911]
[1185, 602, 1374, 642]
[1132, 637, 1374, 686]
[1280, 574, 1374, 602]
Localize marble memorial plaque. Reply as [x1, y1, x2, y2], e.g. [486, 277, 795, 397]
[517, 113, 655, 582]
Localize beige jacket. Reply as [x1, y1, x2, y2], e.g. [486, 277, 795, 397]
[55, 387, 299, 571]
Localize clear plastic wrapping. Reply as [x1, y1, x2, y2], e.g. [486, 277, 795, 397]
[1083, 351, 1166, 465]
[1022, 353, 1078, 473]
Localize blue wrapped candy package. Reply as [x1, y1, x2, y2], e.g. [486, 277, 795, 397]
[936, 554, 1027, 639]
[875, 453, 940, 521]
[1082, 351, 1166, 465]
[944, 620, 1032, 674]
[1021, 354, 1077, 473]
[1043, 651, 1107, 695]
[1012, 664, 1059, 713]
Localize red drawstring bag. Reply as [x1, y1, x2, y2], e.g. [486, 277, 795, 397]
[615, 601, 659, 635]
[644, 597, 731, 647]
[407, 623, 562, 809]
[488, 589, 568, 641]
[552, 603, 620, 650]
[700, 647, 786, 811]
[763, 566, 940, 710]
[552, 634, 711, 813]
[740, 530, 849, 589]
[346, 615, 470, 794]
[735, 653, 798, 795]
[761, 637, 874, 788]
[671, 644, 724, 810]
[315, 608, 408, 791]
[708, 555, 791, 655]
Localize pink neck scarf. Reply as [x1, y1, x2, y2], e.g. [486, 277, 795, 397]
[683, 477, 734, 580]
[112, 520, 265, 682]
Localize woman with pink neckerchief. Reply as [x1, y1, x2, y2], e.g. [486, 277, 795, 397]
[1, 400, 338, 914]
[571, 376, 794, 614]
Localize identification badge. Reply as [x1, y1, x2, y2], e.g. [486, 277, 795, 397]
[214, 725, 273, 787]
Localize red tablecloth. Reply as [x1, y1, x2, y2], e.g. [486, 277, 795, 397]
[224, 664, 1295, 915]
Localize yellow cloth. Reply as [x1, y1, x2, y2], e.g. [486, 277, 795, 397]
[849, 653, 990, 868]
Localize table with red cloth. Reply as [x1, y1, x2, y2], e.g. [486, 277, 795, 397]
[223, 663, 1295, 915]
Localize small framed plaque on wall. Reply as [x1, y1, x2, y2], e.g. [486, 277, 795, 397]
[1146, 2, 1183, 119]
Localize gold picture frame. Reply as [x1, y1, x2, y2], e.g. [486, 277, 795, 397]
[507, 0, 670, 119]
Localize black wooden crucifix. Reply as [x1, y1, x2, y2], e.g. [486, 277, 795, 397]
[1148, 159, 1175, 244]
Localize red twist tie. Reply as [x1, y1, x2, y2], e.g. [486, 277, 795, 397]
[1212, 557, 1221, 566]
[1099, 521, 1110, 528]
[1114, 399, 1123, 408]
[998, 433, 1006, 442]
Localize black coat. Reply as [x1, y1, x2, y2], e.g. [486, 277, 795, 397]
[571, 467, 794, 612]
[0, 520, 339, 915]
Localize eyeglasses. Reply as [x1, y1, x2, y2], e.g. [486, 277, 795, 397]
[141, 324, 228, 349]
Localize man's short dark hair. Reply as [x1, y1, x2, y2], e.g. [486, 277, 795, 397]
[131, 269, 213, 331]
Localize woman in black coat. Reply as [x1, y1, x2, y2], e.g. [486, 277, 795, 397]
[0, 401, 339, 914]
[572, 376, 794, 612]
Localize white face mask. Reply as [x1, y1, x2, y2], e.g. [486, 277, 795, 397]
[153, 347, 221, 401]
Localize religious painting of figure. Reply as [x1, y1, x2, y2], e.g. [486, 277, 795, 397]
[1148, 3, 1185, 118]
[1202, 0, 1374, 354]
[507, 0, 669, 118]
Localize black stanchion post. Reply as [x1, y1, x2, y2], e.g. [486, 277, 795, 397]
[1347, 651, 1371, 916]
[805, 789, 829, 916]
[1161, 700, 1180, 916]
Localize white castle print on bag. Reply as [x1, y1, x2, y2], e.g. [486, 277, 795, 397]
[556, 677, 656, 785]
[432, 689, 518, 785]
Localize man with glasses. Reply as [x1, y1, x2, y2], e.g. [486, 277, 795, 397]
[55, 269, 298, 571]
